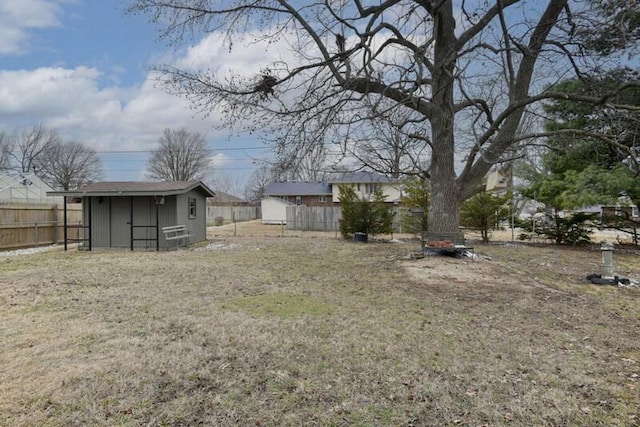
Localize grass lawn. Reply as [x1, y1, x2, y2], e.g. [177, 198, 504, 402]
[1, 233, 639, 426]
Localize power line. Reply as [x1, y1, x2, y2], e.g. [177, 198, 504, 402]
[104, 166, 257, 172]
[95, 146, 267, 154]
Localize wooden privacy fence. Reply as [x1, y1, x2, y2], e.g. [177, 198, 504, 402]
[0, 202, 82, 250]
[286, 205, 413, 233]
[207, 206, 261, 225]
[286, 206, 342, 231]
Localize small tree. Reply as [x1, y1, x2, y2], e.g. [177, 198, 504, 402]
[599, 210, 639, 246]
[146, 128, 210, 181]
[338, 185, 394, 240]
[461, 192, 510, 243]
[518, 211, 595, 245]
[400, 177, 430, 235]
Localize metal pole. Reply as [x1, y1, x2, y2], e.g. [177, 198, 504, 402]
[130, 196, 134, 251]
[63, 196, 68, 251]
[88, 196, 92, 251]
[156, 200, 160, 251]
[511, 195, 515, 242]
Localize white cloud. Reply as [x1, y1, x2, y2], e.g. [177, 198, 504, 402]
[0, 25, 284, 180]
[0, 65, 222, 153]
[208, 153, 232, 169]
[0, 0, 69, 54]
[175, 31, 297, 77]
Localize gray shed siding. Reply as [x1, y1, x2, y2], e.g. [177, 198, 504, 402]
[158, 195, 178, 249]
[90, 196, 111, 247]
[176, 190, 207, 243]
[131, 197, 157, 249]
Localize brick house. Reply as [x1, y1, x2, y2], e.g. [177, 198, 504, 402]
[264, 182, 334, 206]
[261, 173, 402, 224]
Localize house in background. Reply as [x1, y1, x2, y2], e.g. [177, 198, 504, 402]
[575, 195, 640, 223]
[48, 181, 215, 250]
[261, 181, 332, 224]
[601, 195, 639, 222]
[0, 172, 63, 204]
[207, 191, 260, 224]
[484, 166, 512, 195]
[261, 173, 402, 224]
[328, 171, 402, 203]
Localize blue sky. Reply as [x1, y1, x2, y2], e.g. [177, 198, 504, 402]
[0, 0, 271, 189]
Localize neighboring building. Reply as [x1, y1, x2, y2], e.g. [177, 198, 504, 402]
[601, 195, 639, 221]
[601, 205, 640, 221]
[264, 181, 333, 206]
[0, 172, 63, 204]
[261, 181, 332, 224]
[329, 171, 402, 203]
[261, 197, 294, 224]
[261, 173, 401, 224]
[48, 181, 215, 250]
[207, 191, 252, 206]
[207, 191, 260, 224]
[485, 166, 512, 195]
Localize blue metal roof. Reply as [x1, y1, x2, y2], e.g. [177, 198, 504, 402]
[264, 181, 332, 196]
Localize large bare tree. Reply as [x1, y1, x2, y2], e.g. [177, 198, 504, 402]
[130, 0, 638, 233]
[9, 124, 58, 174]
[244, 165, 274, 203]
[146, 128, 211, 181]
[35, 141, 104, 190]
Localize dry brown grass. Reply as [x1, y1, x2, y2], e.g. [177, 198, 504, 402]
[1, 221, 639, 426]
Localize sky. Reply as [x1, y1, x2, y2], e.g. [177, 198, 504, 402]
[0, 0, 272, 190]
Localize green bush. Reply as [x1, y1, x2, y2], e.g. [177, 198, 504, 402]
[460, 191, 510, 243]
[400, 177, 429, 235]
[338, 185, 394, 240]
[517, 212, 594, 245]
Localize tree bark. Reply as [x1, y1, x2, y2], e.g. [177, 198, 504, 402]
[427, 1, 460, 233]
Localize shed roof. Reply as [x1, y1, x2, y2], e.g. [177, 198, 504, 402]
[47, 181, 216, 198]
[329, 171, 396, 183]
[264, 181, 332, 196]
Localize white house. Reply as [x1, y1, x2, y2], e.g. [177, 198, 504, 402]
[261, 172, 402, 224]
[0, 173, 62, 204]
[328, 172, 402, 203]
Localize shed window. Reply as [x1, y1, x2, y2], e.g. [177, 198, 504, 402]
[295, 196, 302, 205]
[318, 195, 327, 203]
[188, 197, 197, 218]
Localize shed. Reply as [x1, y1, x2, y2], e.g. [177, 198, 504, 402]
[261, 197, 293, 224]
[48, 181, 215, 250]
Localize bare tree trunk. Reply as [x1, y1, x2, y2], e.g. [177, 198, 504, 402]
[428, 3, 460, 234]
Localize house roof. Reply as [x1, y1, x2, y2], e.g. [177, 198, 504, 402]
[47, 181, 216, 198]
[0, 172, 61, 202]
[329, 171, 396, 184]
[208, 191, 249, 205]
[264, 181, 332, 196]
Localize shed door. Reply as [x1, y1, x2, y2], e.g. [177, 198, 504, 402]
[110, 197, 131, 247]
